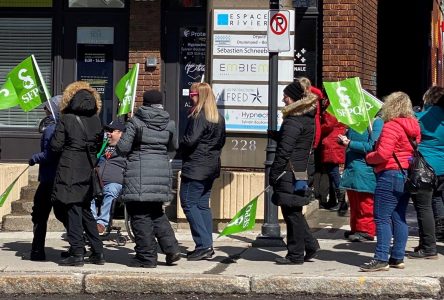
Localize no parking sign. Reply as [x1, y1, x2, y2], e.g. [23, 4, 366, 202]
[267, 10, 291, 52]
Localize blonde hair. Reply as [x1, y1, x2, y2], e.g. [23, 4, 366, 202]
[423, 85, 444, 106]
[296, 77, 312, 92]
[190, 82, 199, 93]
[190, 83, 220, 123]
[381, 91, 414, 122]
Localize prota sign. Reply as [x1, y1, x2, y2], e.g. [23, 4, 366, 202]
[267, 10, 290, 52]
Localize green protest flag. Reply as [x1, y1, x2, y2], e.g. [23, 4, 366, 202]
[96, 137, 109, 158]
[116, 63, 139, 116]
[347, 90, 383, 133]
[7, 55, 51, 112]
[326, 88, 383, 134]
[0, 167, 29, 207]
[0, 78, 19, 110]
[362, 89, 383, 120]
[323, 77, 369, 130]
[218, 196, 258, 237]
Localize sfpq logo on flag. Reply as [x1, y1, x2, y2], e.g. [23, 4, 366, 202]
[218, 196, 258, 237]
[323, 77, 369, 130]
[0, 78, 19, 110]
[7, 55, 50, 112]
[116, 63, 139, 116]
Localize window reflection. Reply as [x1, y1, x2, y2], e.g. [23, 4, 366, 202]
[164, 0, 205, 8]
[69, 0, 125, 8]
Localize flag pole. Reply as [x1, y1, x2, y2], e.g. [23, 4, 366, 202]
[356, 78, 372, 134]
[31, 55, 56, 121]
[130, 63, 140, 118]
[0, 166, 30, 207]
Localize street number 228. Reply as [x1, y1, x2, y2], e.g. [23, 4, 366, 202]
[231, 139, 257, 151]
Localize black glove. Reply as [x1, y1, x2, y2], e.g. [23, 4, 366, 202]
[28, 158, 35, 166]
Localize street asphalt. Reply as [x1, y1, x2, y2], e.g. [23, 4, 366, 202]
[0, 206, 443, 299]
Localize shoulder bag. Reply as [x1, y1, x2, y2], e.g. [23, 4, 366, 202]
[392, 133, 437, 194]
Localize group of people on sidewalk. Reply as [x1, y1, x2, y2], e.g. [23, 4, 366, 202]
[27, 81, 225, 267]
[267, 77, 444, 271]
[26, 76, 444, 271]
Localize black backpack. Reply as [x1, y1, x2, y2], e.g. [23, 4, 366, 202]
[392, 136, 437, 194]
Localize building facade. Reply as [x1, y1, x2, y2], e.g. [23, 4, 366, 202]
[0, 0, 442, 164]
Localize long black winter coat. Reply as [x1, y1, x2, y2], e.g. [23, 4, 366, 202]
[51, 83, 102, 204]
[179, 111, 226, 181]
[269, 94, 318, 207]
[117, 105, 177, 203]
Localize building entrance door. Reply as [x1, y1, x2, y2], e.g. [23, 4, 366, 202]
[61, 12, 128, 125]
[162, 7, 206, 147]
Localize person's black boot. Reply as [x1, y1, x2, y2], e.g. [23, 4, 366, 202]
[335, 189, 348, 216]
[86, 252, 105, 265]
[435, 218, 444, 242]
[59, 254, 84, 267]
[60, 247, 87, 258]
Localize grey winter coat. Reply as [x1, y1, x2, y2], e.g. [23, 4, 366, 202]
[116, 105, 178, 203]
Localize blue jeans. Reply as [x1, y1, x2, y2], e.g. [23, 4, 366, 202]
[180, 177, 215, 250]
[91, 183, 122, 227]
[325, 163, 340, 189]
[373, 170, 410, 262]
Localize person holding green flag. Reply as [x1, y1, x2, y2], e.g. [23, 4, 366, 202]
[24, 95, 68, 261]
[337, 115, 383, 242]
[269, 80, 320, 265]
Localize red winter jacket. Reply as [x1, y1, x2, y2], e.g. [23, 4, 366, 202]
[320, 111, 346, 164]
[366, 117, 421, 174]
[310, 86, 323, 150]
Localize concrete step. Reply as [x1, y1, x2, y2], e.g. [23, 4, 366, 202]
[1, 214, 128, 232]
[11, 199, 34, 214]
[19, 185, 38, 202]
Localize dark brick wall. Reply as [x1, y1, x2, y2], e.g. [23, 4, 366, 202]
[322, 0, 377, 92]
[129, 0, 161, 107]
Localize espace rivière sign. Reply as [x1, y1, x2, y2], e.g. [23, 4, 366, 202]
[214, 9, 295, 32]
[213, 83, 286, 107]
[212, 59, 293, 82]
[213, 34, 294, 57]
[219, 108, 283, 132]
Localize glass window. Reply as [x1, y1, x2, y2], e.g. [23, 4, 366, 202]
[69, 0, 125, 8]
[0, 18, 51, 128]
[0, 0, 52, 7]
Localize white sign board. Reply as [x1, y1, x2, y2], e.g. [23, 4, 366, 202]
[213, 9, 295, 32]
[77, 27, 114, 44]
[214, 83, 286, 107]
[212, 59, 293, 82]
[268, 10, 290, 52]
[214, 10, 269, 32]
[220, 108, 283, 132]
[213, 34, 294, 57]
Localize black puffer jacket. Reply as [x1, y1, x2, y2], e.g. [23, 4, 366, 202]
[269, 94, 318, 207]
[51, 82, 103, 204]
[179, 111, 226, 181]
[117, 105, 177, 203]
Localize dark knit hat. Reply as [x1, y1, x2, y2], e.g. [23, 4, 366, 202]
[143, 90, 163, 106]
[104, 119, 126, 132]
[284, 81, 305, 101]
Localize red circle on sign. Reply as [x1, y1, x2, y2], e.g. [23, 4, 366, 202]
[270, 13, 288, 35]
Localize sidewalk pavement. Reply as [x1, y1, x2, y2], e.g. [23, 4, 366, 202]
[0, 227, 443, 298]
